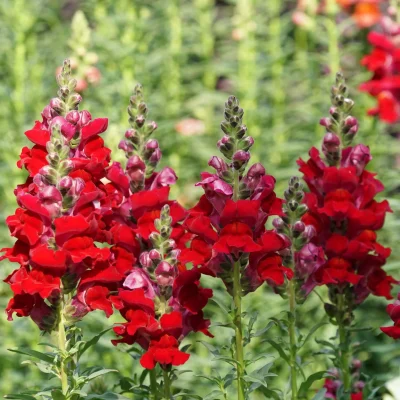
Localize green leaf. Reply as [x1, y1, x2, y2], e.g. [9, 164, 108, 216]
[51, 389, 66, 400]
[85, 393, 131, 400]
[298, 322, 327, 348]
[203, 390, 223, 400]
[311, 388, 328, 400]
[258, 387, 282, 400]
[264, 339, 290, 365]
[198, 340, 220, 356]
[298, 371, 329, 398]
[78, 328, 112, 358]
[172, 393, 202, 399]
[253, 321, 275, 337]
[8, 347, 55, 364]
[86, 369, 118, 382]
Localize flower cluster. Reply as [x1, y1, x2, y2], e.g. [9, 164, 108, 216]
[99, 85, 213, 370]
[381, 292, 400, 339]
[298, 73, 395, 314]
[360, 16, 400, 123]
[323, 360, 364, 399]
[1, 60, 111, 330]
[182, 96, 291, 294]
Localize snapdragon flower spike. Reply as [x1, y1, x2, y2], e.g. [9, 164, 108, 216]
[112, 205, 213, 370]
[182, 96, 289, 294]
[104, 87, 212, 372]
[272, 177, 322, 300]
[1, 59, 112, 330]
[298, 73, 395, 310]
[298, 73, 395, 392]
[360, 16, 400, 124]
[118, 84, 161, 192]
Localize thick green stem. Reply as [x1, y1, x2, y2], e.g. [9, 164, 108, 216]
[150, 369, 158, 400]
[337, 294, 351, 396]
[163, 369, 171, 400]
[288, 280, 298, 400]
[57, 301, 68, 395]
[233, 260, 245, 400]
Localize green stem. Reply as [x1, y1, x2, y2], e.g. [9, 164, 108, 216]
[57, 300, 68, 395]
[288, 280, 298, 400]
[150, 369, 158, 400]
[233, 260, 245, 400]
[163, 369, 171, 400]
[337, 294, 351, 396]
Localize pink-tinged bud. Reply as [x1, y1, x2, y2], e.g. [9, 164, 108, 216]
[70, 178, 85, 196]
[126, 155, 146, 185]
[125, 129, 138, 139]
[232, 150, 250, 170]
[208, 156, 229, 175]
[303, 225, 316, 241]
[322, 132, 340, 153]
[344, 144, 372, 175]
[50, 116, 76, 140]
[295, 243, 324, 281]
[139, 252, 153, 269]
[169, 249, 181, 260]
[39, 186, 63, 203]
[273, 218, 285, 231]
[150, 167, 177, 189]
[124, 268, 156, 298]
[59, 176, 73, 190]
[42, 105, 57, 122]
[50, 98, 64, 113]
[293, 221, 305, 234]
[344, 116, 358, 128]
[155, 261, 176, 286]
[329, 107, 337, 116]
[118, 140, 134, 154]
[66, 110, 80, 125]
[148, 148, 162, 164]
[145, 139, 159, 151]
[149, 249, 161, 261]
[70, 298, 90, 320]
[319, 117, 331, 128]
[136, 115, 145, 127]
[79, 110, 92, 127]
[241, 136, 254, 151]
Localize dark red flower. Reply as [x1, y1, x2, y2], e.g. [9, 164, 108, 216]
[140, 334, 190, 370]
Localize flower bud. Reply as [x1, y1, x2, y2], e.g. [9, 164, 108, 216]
[79, 110, 92, 126]
[124, 268, 156, 298]
[149, 249, 161, 261]
[155, 261, 176, 286]
[232, 150, 250, 170]
[139, 252, 153, 268]
[293, 221, 305, 236]
[50, 98, 65, 114]
[273, 217, 285, 231]
[66, 110, 80, 125]
[148, 148, 162, 166]
[59, 176, 73, 190]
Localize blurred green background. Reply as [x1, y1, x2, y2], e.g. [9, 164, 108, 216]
[0, 0, 399, 398]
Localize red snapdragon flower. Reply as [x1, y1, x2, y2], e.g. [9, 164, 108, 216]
[360, 17, 400, 123]
[381, 293, 400, 339]
[183, 97, 290, 294]
[298, 74, 395, 307]
[104, 85, 212, 371]
[1, 61, 113, 330]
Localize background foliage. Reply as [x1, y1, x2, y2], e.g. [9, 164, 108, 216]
[0, 0, 399, 398]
